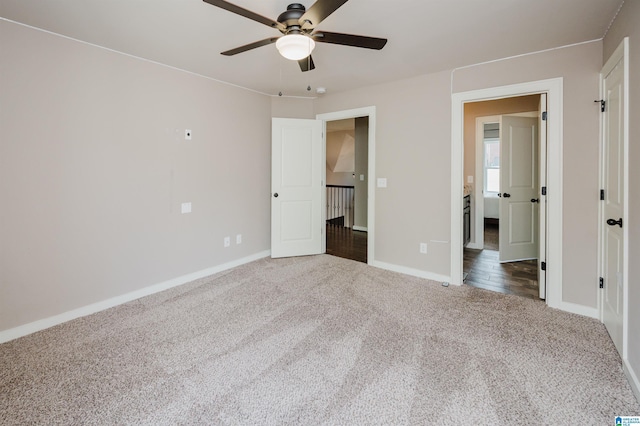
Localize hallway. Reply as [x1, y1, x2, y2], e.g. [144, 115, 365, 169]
[464, 221, 540, 299]
[326, 224, 367, 263]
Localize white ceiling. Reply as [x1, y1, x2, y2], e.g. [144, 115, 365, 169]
[0, 0, 623, 98]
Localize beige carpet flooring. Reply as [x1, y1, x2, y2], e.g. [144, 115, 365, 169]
[1, 255, 638, 424]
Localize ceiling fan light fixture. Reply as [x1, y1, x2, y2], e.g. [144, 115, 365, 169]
[276, 34, 315, 60]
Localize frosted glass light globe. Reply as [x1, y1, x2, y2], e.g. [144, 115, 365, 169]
[276, 34, 316, 60]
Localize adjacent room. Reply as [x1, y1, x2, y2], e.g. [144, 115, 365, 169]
[1, 0, 639, 423]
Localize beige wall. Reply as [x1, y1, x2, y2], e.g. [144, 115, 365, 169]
[463, 96, 540, 184]
[315, 71, 454, 277]
[326, 129, 355, 186]
[271, 97, 314, 119]
[454, 41, 602, 308]
[604, 0, 640, 399]
[0, 21, 272, 331]
[315, 41, 603, 307]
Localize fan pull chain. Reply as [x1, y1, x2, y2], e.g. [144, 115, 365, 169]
[279, 55, 283, 96]
[306, 38, 312, 92]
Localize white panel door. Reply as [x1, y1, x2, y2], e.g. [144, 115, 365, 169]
[499, 116, 539, 263]
[538, 94, 547, 299]
[601, 49, 625, 355]
[271, 118, 323, 258]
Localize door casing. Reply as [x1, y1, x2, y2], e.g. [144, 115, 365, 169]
[451, 78, 577, 314]
[317, 106, 376, 264]
[471, 114, 501, 250]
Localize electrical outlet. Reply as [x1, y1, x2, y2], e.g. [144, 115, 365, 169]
[185, 129, 192, 140]
[419, 243, 428, 254]
[224, 236, 230, 247]
[236, 234, 242, 244]
[181, 202, 192, 214]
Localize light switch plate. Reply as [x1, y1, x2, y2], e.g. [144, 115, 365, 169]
[181, 202, 192, 214]
[467, 176, 474, 183]
[360, 174, 365, 181]
[377, 178, 387, 188]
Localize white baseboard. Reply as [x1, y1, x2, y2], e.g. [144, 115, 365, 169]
[370, 260, 451, 284]
[624, 358, 640, 404]
[465, 243, 482, 250]
[0, 250, 271, 344]
[551, 300, 599, 319]
[352, 226, 368, 232]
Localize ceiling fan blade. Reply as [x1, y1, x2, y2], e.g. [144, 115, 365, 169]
[221, 37, 280, 56]
[203, 0, 285, 31]
[312, 31, 387, 50]
[298, 55, 316, 72]
[299, 0, 349, 30]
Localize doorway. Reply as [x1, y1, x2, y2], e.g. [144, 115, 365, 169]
[451, 78, 564, 311]
[462, 99, 543, 299]
[317, 106, 377, 265]
[325, 117, 368, 263]
[271, 107, 377, 263]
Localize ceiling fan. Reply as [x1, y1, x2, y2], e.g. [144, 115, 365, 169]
[202, 0, 387, 72]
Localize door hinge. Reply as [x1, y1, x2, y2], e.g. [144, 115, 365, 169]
[541, 261, 546, 271]
[600, 189, 605, 201]
[599, 277, 604, 289]
[541, 186, 547, 196]
[594, 99, 605, 112]
[541, 111, 547, 121]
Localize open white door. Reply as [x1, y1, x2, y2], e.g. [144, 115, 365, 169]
[499, 116, 539, 263]
[271, 118, 323, 258]
[600, 40, 626, 355]
[538, 94, 547, 299]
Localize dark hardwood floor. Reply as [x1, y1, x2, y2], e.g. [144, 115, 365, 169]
[326, 220, 537, 299]
[326, 224, 367, 263]
[464, 220, 540, 300]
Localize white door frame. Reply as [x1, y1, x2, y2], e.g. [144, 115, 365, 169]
[451, 78, 564, 311]
[598, 37, 629, 359]
[317, 106, 376, 264]
[472, 115, 501, 249]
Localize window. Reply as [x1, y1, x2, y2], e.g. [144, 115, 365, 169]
[484, 137, 500, 193]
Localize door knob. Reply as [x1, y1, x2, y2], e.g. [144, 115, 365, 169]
[273, 193, 279, 198]
[531, 198, 539, 203]
[503, 193, 511, 198]
[606, 218, 622, 228]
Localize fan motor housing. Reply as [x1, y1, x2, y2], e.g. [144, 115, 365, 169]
[278, 3, 307, 29]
